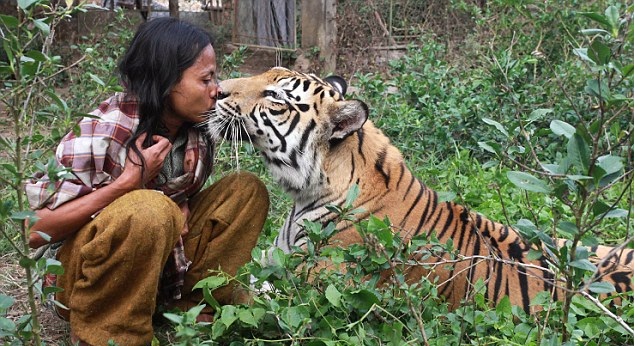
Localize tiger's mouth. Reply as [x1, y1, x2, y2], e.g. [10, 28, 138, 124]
[205, 105, 252, 142]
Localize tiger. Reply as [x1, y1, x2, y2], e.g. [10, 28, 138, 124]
[206, 66, 633, 312]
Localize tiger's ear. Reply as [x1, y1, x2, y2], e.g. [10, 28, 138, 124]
[330, 100, 368, 140]
[325, 75, 347, 96]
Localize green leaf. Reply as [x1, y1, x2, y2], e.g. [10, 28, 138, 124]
[604, 6, 620, 37]
[0, 66, 13, 78]
[34, 231, 50, 242]
[321, 219, 338, 238]
[211, 321, 227, 339]
[566, 175, 592, 181]
[592, 155, 624, 187]
[281, 306, 309, 329]
[45, 258, 64, 275]
[42, 285, 64, 295]
[569, 259, 597, 272]
[603, 208, 628, 219]
[579, 28, 610, 36]
[588, 281, 615, 294]
[220, 305, 238, 328]
[325, 284, 342, 307]
[567, 134, 590, 172]
[0, 316, 16, 332]
[557, 221, 578, 238]
[575, 122, 593, 145]
[579, 12, 611, 28]
[527, 249, 544, 261]
[541, 163, 564, 175]
[17, 0, 38, 10]
[11, 210, 37, 222]
[482, 117, 508, 137]
[621, 64, 633, 78]
[607, 93, 630, 106]
[367, 216, 391, 242]
[1, 163, 18, 177]
[508, 146, 526, 157]
[550, 120, 575, 138]
[19, 256, 36, 269]
[344, 184, 360, 208]
[577, 317, 604, 338]
[51, 299, 69, 311]
[202, 288, 221, 311]
[529, 108, 553, 121]
[436, 191, 456, 202]
[478, 141, 500, 154]
[596, 155, 623, 176]
[381, 322, 404, 345]
[238, 308, 265, 327]
[3, 39, 15, 67]
[0, 15, 19, 28]
[0, 295, 15, 310]
[588, 39, 611, 65]
[25, 50, 48, 62]
[89, 73, 106, 87]
[47, 90, 69, 113]
[515, 219, 538, 235]
[592, 201, 612, 218]
[585, 79, 610, 99]
[495, 296, 512, 315]
[573, 48, 594, 64]
[162, 312, 183, 324]
[20, 60, 38, 79]
[506, 171, 551, 193]
[345, 289, 379, 311]
[33, 18, 50, 36]
[192, 275, 228, 291]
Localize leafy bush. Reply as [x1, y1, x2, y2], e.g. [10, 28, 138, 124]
[170, 183, 633, 345]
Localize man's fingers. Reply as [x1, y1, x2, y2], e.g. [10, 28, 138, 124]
[135, 132, 148, 147]
[150, 136, 172, 159]
[152, 135, 169, 145]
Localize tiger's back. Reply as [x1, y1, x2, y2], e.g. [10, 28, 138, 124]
[208, 67, 633, 312]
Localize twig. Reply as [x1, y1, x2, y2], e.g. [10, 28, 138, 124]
[580, 290, 634, 335]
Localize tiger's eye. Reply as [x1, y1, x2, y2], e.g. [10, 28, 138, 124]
[263, 90, 278, 98]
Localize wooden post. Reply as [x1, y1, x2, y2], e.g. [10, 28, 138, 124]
[169, 0, 178, 18]
[301, 0, 337, 73]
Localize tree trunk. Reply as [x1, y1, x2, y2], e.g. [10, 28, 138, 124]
[169, 0, 178, 17]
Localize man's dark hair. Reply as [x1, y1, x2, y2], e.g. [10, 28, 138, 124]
[118, 17, 214, 181]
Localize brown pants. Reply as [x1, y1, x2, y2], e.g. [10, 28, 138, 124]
[56, 172, 269, 346]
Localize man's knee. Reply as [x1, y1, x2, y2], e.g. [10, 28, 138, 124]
[101, 189, 183, 242]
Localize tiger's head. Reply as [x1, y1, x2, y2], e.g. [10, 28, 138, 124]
[207, 67, 369, 200]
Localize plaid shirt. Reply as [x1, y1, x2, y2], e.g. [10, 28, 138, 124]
[25, 92, 214, 301]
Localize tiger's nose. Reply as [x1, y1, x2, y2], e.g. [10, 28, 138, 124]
[217, 90, 229, 100]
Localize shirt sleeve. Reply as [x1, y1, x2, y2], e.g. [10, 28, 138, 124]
[24, 98, 135, 210]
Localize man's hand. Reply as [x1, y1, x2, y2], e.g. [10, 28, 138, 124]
[118, 133, 172, 189]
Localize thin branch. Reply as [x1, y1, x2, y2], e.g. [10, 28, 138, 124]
[580, 291, 634, 335]
[0, 224, 28, 258]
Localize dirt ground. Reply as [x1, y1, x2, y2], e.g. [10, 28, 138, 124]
[1, 253, 70, 344]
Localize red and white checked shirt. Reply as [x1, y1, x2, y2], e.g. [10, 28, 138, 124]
[25, 92, 214, 301]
